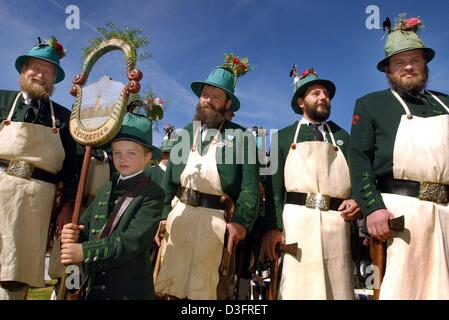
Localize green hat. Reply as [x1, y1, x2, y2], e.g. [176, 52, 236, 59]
[377, 15, 434, 72]
[191, 53, 251, 112]
[290, 68, 336, 114]
[113, 112, 156, 149]
[15, 38, 66, 83]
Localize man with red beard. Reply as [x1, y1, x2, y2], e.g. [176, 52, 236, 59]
[349, 15, 449, 299]
[262, 68, 360, 299]
[154, 55, 259, 299]
[0, 38, 77, 299]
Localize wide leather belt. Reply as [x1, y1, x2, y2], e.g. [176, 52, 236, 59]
[176, 186, 225, 210]
[377, 175, 449, 205]
[285, 191, 345, 211]
[0, 159, 57, 185]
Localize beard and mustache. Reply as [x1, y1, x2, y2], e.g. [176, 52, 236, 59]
[193, 101, 226, 129]
[19, 75, 54, 100]
[304, 101, 331, 123]
[387, 65, 428, 93]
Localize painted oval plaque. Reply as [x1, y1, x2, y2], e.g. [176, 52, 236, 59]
[69, 38, 143, 147]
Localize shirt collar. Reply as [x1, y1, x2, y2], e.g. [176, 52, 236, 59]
[299, 117, 321, 127]
[158, 163, 167, 172]
[117, 170, 144, 185]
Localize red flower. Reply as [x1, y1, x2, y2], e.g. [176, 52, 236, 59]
[300, 68, 316, 79]
[405, 17, 421, 29]
[233, 57, 240, 65]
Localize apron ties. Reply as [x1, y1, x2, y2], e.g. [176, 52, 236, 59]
[0, 91, 65, 287]
[379, 90, 449, 299]
[279, 120, 353, 300]
[155, 123, 228, 299]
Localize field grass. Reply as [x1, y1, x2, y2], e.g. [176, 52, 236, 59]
[27, 280, 58, 300]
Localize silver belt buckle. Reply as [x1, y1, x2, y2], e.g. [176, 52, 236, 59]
[179, 187, 200, 207]
[6, 160, 34, 179]
[419, 181, 449, 204]
[305, 192, 331, 211]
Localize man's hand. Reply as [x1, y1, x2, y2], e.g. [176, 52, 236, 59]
[338, 199, 361, 221]
[226, 222, 247, 254]
[261, 229, 284, 261]
[61, 223, 84, 244]
[154, 220, 167, 247]
[61, 243, 84, 264]
[367, 209, 395, 241]
[56, 202, 73, 237]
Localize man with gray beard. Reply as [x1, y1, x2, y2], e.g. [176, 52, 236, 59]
[154, 54, 259, 300]
[0, 38, 77, 299]
[349, 15, 449, 299]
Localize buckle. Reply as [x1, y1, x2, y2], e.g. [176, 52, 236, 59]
[419, 181, 449, 204]
[6, 160, 34, 179]
[179, 187, 200, 207]
[305, 192, 331, 211]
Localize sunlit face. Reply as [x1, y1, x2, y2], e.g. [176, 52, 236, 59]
[297, 84, 331, 122]
[386, 49, 428, 92]
[20, 58, 56, 99]
[112, 140, 152, 177]
[199, 85, 231, 114]
[194, 85, 231, 128]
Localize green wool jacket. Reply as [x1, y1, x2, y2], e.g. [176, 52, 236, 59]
[0, 90, 78, 203]
[349, 89, 449, 217]
[161, 120, 260, 230]
[267, 120, 350, 230]
[79, 172, 165, 300]
[144, 164, 166, 186]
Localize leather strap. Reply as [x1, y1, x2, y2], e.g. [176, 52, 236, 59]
[0, 159, 57, 184]
[98, 176, 149, 239]
[176, 186, 225, 210]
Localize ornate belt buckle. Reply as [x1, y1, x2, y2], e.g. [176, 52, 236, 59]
[305, 192, 331, 211]
[180, 187, 200, 207]
[419, 181, 449, 204]
[6, 160, 34, 179]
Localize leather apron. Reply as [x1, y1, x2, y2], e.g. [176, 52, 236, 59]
[379, 90, 449, 299]
[279, 121, 354, 300]
[0, 92, 65, 287]
[155, 126, 227, 299]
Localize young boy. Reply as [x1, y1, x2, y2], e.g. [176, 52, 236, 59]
[60, 112, 165, 300]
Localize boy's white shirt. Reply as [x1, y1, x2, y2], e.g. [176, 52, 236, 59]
[117, 170, 144, 185]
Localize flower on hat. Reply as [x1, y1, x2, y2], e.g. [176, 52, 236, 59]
[47, 36, 66, 59]
[300, 67, 317, 79]
[394, 13, 424, 33]
[223, 53, 251, 78]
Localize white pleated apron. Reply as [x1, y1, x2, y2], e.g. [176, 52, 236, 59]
[379, 90, 449, 299]
[279, 121, 354, 300]
[0, 92, 65, 287]
[155, 126, 226, 299]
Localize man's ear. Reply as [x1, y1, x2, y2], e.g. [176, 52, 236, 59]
[297, 97, 305, 113]
[225, 99, 232, 110]
[145, 150, 153, 164]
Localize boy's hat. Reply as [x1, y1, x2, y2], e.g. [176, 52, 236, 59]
[112, 112, 155, 149]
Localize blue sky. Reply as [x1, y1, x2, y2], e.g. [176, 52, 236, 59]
[1, 0, 448, 145]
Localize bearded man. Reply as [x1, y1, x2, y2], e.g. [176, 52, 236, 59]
[349, 15, 449, 299]
[262, 68, 360, 299]
[154, 55, 259, 299]
[0, 39, 77, 299]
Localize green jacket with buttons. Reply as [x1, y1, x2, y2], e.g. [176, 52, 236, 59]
[79, 171, 164, 300]
[266, 120, 350, 230]
[349, 89, 449, 217]
[161, 120, 260, 230]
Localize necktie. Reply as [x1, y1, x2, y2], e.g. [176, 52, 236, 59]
[310, 123, 324, 141]
[24, 99, 39, 123]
